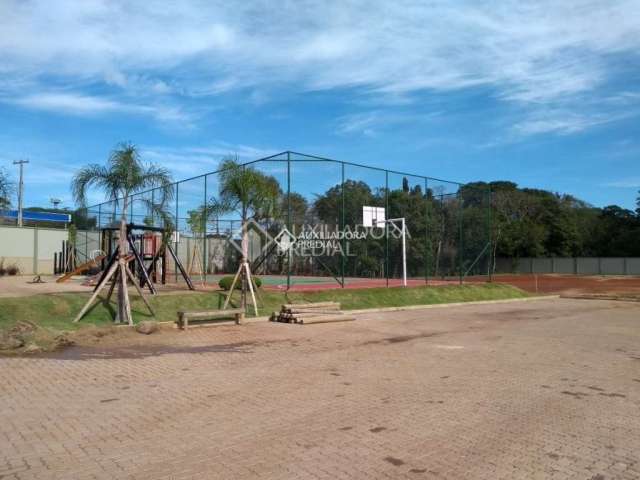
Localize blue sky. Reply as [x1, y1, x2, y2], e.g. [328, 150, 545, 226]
[0, 0, 639, 210]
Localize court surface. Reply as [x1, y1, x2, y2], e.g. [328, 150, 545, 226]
[2, 298, 640, 479]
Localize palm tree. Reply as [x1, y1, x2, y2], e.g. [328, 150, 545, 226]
[71, 142, 174, 324]
[0, 167, 14, 209]
[213, 156, 281, 313]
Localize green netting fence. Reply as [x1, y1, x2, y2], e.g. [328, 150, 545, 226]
[78, 151, 492, 289]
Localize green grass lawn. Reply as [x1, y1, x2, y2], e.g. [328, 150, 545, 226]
[0, 283, 528, 332]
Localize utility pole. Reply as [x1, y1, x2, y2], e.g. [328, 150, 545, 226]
[13, 160, 29, 227]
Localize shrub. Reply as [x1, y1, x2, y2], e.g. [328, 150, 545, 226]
[218, 275, 262, 290]
[0, 259, 5, 277]
[6, 264, 19, 276]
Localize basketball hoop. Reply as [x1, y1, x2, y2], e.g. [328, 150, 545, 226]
[363, 206, 407, 286]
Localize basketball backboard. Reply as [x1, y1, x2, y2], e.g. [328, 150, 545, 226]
[362, 206, 386, 227]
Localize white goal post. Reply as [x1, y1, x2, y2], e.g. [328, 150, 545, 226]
[363, 206, 407, 287]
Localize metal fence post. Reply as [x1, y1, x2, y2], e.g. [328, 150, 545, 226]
[175, 182, 179, 283]
[488, 186, 493, 282]
[287, 152, 291, 290]
[385, 170, 389, 287]
[341, 161, 346, 288]
[459, 195, 463, 285]
[424, 177, 428, 285]
[598, 257, 602, 275]
[203, 175, 208, 284]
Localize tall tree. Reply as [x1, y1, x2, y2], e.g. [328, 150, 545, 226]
[0, 167, 14, 209]
[212, 157, 281, 311]
[71, 143, 173, 324]
[212, 157, 281, 254]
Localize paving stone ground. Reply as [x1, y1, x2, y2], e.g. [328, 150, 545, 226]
[1, 298, 640, 480]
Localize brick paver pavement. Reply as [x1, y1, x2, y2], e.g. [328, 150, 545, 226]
[1, 298, 640, 479]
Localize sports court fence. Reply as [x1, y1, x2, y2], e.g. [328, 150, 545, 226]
[77, 151, 493, 289]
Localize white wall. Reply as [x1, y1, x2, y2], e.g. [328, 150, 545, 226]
[0, 225, 68, 274]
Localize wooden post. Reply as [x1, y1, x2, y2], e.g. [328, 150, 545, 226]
[73, 261, 118, 322]
[120, 262, 133, 325]
[124, 264, 154, 316]
[223, 262, 243, 309]
[244, 262, 258, 317]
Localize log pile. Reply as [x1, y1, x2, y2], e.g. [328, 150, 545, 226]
[270, 302, 356, 325]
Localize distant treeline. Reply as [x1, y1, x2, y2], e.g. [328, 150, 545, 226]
[465, 181, 640, 258]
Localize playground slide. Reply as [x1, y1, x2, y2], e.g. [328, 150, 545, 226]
[56, 255, 106, 283]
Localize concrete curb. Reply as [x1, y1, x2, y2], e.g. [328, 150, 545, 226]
[346, 295, 559, 315]
[560, 294, 640, 303]
[155, 295, 559, 329]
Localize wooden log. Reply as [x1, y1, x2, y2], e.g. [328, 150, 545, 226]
[283, 309, 344, 315]
[297, 315, 356, 325]
[276, 314, 297, 324]
[282, 302, 340, 310]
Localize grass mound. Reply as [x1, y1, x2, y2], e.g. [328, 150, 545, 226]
[1, 283, 526, 327]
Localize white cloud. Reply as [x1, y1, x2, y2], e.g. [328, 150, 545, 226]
[4, 92, 190, 124]
[336, 112, 381, 137]
[1, 1, 639, 136]
[336, 110, 440, 136]
[512, 110, 630, 137]
[141, 143, 278, 177]
[603, 178, 640, 188]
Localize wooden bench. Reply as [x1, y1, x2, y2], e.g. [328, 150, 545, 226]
[177, 308, 244, 329]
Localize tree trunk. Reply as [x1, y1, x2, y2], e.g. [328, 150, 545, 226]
[240, 206, 248, 311]
[116, 195, 130, 323]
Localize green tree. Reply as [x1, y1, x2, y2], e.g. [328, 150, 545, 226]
[71, 143, 173, 324]
[213, 157, 281, 252]
[186, 207, 206, 235]
[211, 157, 281, 310]
[0, 167, 14, 209]
[282, 192, 308, 229]
[314, 180, 374, 226]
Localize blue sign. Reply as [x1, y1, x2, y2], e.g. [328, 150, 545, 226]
[1, 210, 71, 223]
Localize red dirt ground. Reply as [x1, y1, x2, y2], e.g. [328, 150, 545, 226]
[480, 274, 640, 295]
[265, 274, 640, 295]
